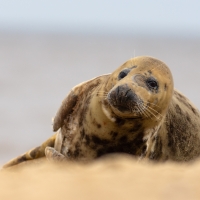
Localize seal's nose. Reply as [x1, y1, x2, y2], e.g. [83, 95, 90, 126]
[115, 85, 133, 101]
[107, 84, 139, 112]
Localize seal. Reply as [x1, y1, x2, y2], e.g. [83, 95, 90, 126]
[3, 56, 200, 168]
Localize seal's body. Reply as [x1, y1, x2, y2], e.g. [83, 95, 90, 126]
[3, 56, 200, 168]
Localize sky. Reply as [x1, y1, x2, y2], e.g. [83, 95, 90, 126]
[0, 0, 200, 36]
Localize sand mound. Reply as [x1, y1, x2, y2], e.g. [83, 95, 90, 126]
[0, 155, 200, 200]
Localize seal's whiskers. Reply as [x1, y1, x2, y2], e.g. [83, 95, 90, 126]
[142, 105, 161, 121]
[139, 103, 153, 120]
[147, 106, 163, 119]
[97, 91, 108, 98]
[137, 102, 148, 118]
[142, 100, 161, 109]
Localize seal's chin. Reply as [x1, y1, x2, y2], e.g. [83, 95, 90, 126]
[107, 84, 142, 118]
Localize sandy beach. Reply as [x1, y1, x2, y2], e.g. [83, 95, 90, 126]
[1, 155, 200, 200]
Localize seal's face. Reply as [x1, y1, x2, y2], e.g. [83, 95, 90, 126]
[103, 56, 174, 121]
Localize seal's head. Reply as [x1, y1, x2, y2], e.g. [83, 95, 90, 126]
[102, 56, 174, 124]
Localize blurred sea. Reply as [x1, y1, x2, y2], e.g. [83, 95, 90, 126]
[1, 32, 200, 164]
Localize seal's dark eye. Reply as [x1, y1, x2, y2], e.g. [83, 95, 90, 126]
[118, 69, 130, 80]
[146, 77, 158, 91]
[148, 81, 157, 88]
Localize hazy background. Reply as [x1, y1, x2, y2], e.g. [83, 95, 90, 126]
[1, 0, 200, 164]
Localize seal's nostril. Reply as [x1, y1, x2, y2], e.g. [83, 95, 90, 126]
[107, 84, 140, 112]
[107, 93, 111, 102]
[116, 86, 120, 95]
[125, 89, 132, 97]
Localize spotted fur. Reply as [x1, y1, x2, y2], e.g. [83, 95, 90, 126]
[3, 56, 200, 168]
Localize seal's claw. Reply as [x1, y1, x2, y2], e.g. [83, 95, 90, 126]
[45, 147, 68, 162]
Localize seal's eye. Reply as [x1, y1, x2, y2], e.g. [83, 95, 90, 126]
[146, 77, 158, 91]
[118, 69, 130, 80]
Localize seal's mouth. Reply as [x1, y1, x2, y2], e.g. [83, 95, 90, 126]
[107, 84, 142, 114]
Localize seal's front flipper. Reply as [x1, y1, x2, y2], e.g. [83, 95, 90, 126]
[53, 75, 107, 132]
[3, 133, 56, 168]
[45, 147, 68, 162]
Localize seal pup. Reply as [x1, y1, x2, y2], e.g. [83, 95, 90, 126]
[3, 56, 200, 168]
